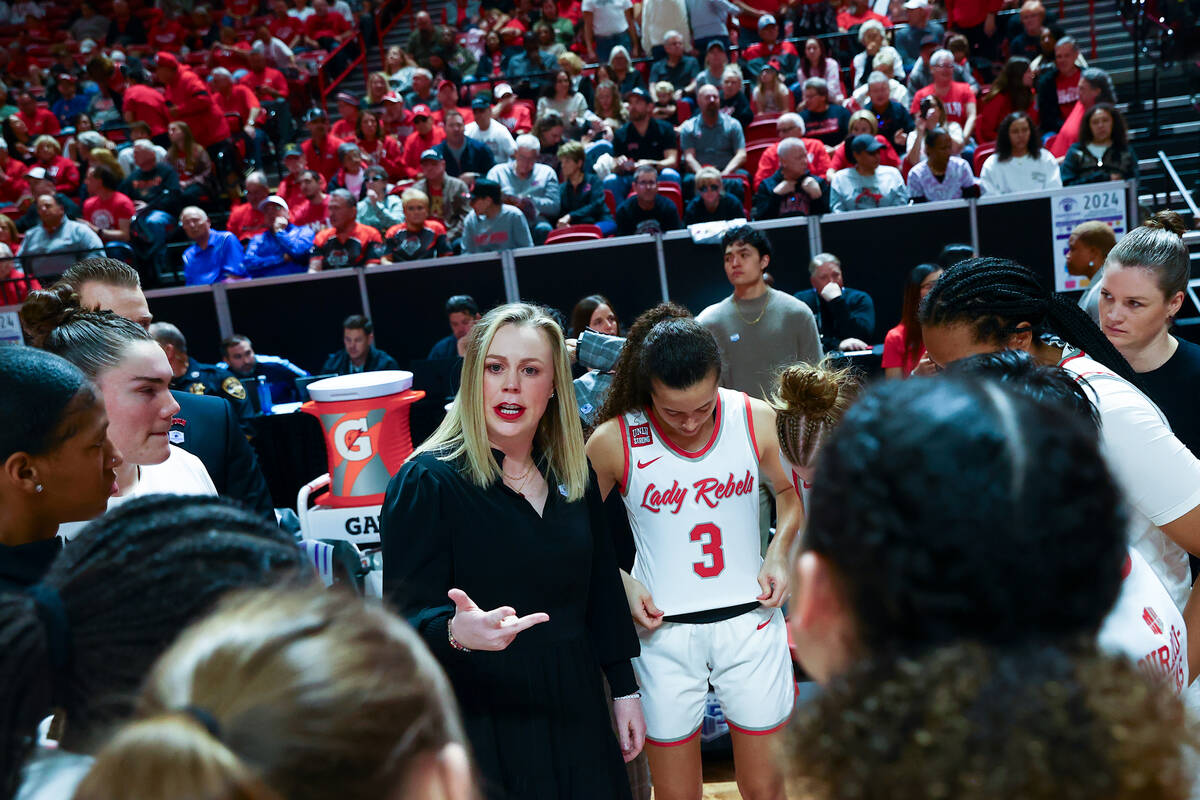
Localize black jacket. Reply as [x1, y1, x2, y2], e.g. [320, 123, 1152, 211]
[683, 192, 744, 225]
[170, 391, 275, 519]
[559, 174, 613, 225]
[793, 286, 877, 350]
[615, 195, 681, 236]
[753, 170, 830, 221]
[436, 138, 496, 178]
[322, 345, 401, 375]
[119, 162, 183, 216]
[1060, 143, 1138, 186]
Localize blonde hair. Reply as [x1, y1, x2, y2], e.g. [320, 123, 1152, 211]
[558, 51, 583, 74]
[90, 147, 125, 180]
[412, 303, 588, 501]
[652, 81, 674, 97]
[770, 359, 861, 469]
[848, 109, 878, 135]
[33, 134, 62, 154]
[400, 187, 429, 208]
[694, 166, 722, 189]
[74, 588, 467, 800]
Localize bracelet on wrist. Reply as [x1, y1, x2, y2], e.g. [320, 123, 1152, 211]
[448, 618, 471, 652]
[613, 692, 641, 701]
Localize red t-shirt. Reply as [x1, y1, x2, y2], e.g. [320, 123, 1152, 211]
[497, 105, 533, 135]
[402, 127, 447, 174]
[148, 21, 189, 50]
[836, 7, 892, 28]
[738, 0, 781, 30]
[269, 15, 302, 42]
[0, 157, 28, 204]
[331, 118, 358, 142]
[312, 223, 383, 268]
[163, 67, 231, 147]
[976, 94, 1039, 144]
[277, 174, 308, 210]
[18, 108, 61, 137]
[302, 135, 346, 181]
[753, 138, 831, 187]
[741, 40, 799, 61]
[227, 201, 267, 241]
[41, 155, 80, 195]
[305, 11, 349, 39]
[944, 0, 1002, 29]
[432, 106, 475, 126]
[293, 194, 331, 227]
[83, 191, 136, 230]
[240, 67, 290, 100]
[213, 84, 261, 126]
[211, 42, 252, 72]
[910, 81, 976, 127]
[881, 322, 923, 377]
[122, 85, 171, 137]
[1055, 70, 1080, 121]
[358, 136, 406, 180]
[0, 266, 40, 306]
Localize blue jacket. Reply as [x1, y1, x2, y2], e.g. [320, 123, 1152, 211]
[435, 137, 495, 178]
[242, 225, 315, 278]
[183, 230, 248, 285]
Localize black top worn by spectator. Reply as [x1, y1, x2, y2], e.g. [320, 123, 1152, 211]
[720, 90, 753, 129]
[615, 194, 682, 235]
[793, 285, 877, 350]
[1060, 142, 1138, 185]
[171, 359, 256, 432]
[870, 100, 915, 148]
[119, 161, 184, 216]
[613, 117, 678, 164]
[322, 345, 401, 375]
[753, 169, 830, 220]
[560, 174, 614, 225]
[1035, 66, 1076, 134]
[427, 336, 462, 359]
[16, 192, 80, 233]
[0, 538, 61, 592]
[649, 55, 701, 91]
[683, 192, 745, 224]
[384, 227, 452, 260]
[170, 391, 275, 520]
[436, 137, 496, 177]
[799, 104, 851, 146]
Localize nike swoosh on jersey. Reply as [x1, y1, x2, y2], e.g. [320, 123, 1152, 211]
[637, 456, 663, 469]
[756, 616, 772, 630]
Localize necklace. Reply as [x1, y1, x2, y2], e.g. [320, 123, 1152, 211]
[502, 460, 536, 497]
[734, 291, 770, 326]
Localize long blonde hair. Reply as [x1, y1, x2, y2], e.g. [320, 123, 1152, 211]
[412, 303, 588, 501]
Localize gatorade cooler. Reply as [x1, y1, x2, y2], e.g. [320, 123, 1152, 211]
[300, 371, 425, 507]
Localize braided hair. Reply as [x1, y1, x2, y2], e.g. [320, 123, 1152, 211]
[804, 377, 1126, 660]
[597, 303, 721, 424]
[769, 359, 861, 470]
[918, 256, 1138, 383]
[0, 495, 307, 799]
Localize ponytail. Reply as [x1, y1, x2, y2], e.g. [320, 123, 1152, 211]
[770, 359, 861, 469]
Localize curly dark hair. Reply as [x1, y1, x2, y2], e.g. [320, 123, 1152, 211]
[788, 642, 1195, 800]
[597, 303, 720, 424]
[804, 377, 1127, 658]
[918, 256, 1138, 383]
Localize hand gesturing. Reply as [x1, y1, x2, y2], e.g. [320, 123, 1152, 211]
[447, 588, 550, 651]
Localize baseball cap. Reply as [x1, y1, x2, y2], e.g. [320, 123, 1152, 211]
[335, 91, 360, 107]
[411, 104, 432, 119]
[757, 13, 777, 28]
[470, 178, 502, 203]
[849, 134, 884, 154]
[628, 86, 651, 102]
[437, 78, 456, 91]
[304, 107, 328, 123]
[706, 40, 726, 53]
[57, 73, 77, 83]
[494, 83, 514, 99]
[282, 143, 303, 159]
[259, 195, 289, 212]
[471, 94, 492, 109]
[764, 58, 783, 73]
[904, 0, 930, 8]
[382, 91, 405, 104]
[420, 147, 443, 161]
[154, 51, 179, 70]
[26, 166, 48, 181]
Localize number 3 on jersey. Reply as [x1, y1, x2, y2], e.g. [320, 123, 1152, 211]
[690, 522, 725, 578]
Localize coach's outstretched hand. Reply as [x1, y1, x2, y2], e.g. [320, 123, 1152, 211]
[757, 553, 790, 607]
[621, 571, 664, 630]
[447, 588, 550, 651]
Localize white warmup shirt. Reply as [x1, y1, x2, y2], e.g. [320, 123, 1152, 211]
[1099, 547, 1188, 695]
[582, 0, 633, 37]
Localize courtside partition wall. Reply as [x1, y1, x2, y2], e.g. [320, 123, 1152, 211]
[7, 181, 1138, 372]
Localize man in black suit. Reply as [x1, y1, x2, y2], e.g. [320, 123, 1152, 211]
[322, 314, 401, 374]
[792, 252, 876, 353]
[59, 258, 275, 519]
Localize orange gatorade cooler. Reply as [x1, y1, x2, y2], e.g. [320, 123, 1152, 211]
[301, 371, 425, 507]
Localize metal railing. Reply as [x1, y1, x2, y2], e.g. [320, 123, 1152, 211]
[1156, 150, 1200, 218]
[313, 31, 372, 109]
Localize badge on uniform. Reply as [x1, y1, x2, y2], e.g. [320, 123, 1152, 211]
[630, 423, 653, 447]
[189, 382, 206, 394]
[168, 430, 185, 444]
[222, 376, 247, 400]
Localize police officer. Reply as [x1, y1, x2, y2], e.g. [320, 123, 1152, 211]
[149, 321, 256, 431]
[219, 333, 309, 412]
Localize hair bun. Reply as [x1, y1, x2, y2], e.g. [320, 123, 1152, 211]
[1145, 210, 1186, 237]
[776, 363, 841, 418]
[18, 285, 82, 349]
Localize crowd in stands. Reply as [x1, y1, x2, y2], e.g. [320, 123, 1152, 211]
[0, 0, 1141, 291]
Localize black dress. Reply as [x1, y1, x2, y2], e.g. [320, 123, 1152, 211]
[381, 449, 639, 800]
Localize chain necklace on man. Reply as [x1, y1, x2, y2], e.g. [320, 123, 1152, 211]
[734, 290, 770, 326]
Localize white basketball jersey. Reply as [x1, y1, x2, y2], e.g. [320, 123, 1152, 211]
[619, 388, 763, 616]
[778, 450, 813, 516]
[1099, 547, 1188, 695]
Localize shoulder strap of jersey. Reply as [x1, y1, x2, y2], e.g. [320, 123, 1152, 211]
[616, 414, 632, 496]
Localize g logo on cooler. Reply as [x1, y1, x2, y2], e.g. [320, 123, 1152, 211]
[333, 417, 373, 461]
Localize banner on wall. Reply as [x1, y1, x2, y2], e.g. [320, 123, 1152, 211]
[0, 311, 23, 345]
[1050, 185, 1127, 292]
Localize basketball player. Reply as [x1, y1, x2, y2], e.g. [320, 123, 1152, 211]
[587, 303, 802, 800]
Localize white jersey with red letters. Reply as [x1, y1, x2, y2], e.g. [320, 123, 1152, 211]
[618, 387, 762, 616]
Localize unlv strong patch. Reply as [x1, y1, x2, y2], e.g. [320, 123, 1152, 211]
[630, 423, 653, 447]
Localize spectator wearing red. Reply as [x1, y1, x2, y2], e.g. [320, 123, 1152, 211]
[829, 111, 902, 173]
[267, 0, 304, 46]
[331, 92, 361, 142]
[741, 15, 800, 73]
[402, 106, 446, 177]
[355, 109, 406, 180]
[81, 164, 136, 262]
[148, 12, 191, 51]
[228, 171, 271, 242]
[301, 108, 346, 181]
[976, 57, 1038, 144]
[0, 141, 28, 207]
[303, 0, 353, 47]
[493, 84, 533, 135]
[431, 81, 474, 126]
[209, 67, 269, 168]
[881, 263, 942, 378]
[309, 188, 384, 271]
[735, 0, 781, 43]
[15, 92, 61, 138]
[293, 169, 332, 228]
[277, 145, 309, 209]
[557, 0, 583, 25]
[837, 0, 892, 30]
[155, 52, 233, 151]
[909, 50, 977, 143]
[241, 46, 291, 102]
[32, 137, 80, 196]
[209, 26, 253, 72]
[1036, 36, 1083, 134]
[944, 0, 1003, 57]
[753, 113, 832, 188]
[122, 67, 172, 144]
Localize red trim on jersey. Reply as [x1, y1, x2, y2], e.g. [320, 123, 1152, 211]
[645, 393, 723, 460]
[1121, 554, 1132, 580]
[725, 716, 790, 737]
[1058, 351, 1089, 369]
[646, 727, 702, 747]
[617, 415, 632, 496]
[743, 393, 761, 463]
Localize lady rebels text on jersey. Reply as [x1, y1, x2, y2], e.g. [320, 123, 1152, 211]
[618, 387, 763, 617]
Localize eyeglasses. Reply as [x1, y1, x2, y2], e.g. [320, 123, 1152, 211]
[699, 184, 720, 192]
[635, 181, 657, 188]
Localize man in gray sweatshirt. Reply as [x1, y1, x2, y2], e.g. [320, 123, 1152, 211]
[461, 179, 534, 253]
[485, 134, 560, 244]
